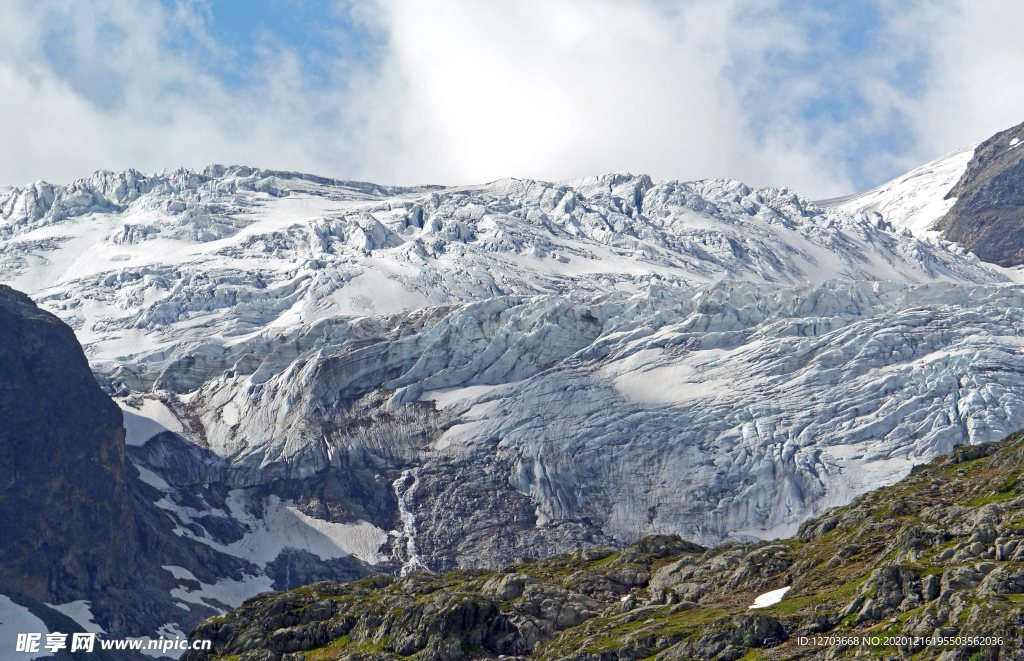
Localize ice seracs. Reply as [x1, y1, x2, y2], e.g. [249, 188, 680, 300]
[2, 162, 1020, 573]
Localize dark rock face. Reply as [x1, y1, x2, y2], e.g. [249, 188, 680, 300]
[265, 549, 368, 592]
[0, 284, 136, 602]
[937, 120, 1024, 265]
[0, 285, 260, 646]
[412, 456, 616, 573]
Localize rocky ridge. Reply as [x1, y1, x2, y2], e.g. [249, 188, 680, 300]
[0, 284, 134, 607]
[0, 284, 375, 658]
[827, 119, 1024, 269]
[936, 120, 1024, 266]
[184, 429, 1024, 661]
[818, 143, 975, 238]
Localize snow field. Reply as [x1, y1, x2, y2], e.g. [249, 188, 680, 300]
[0, 595, 52, 660]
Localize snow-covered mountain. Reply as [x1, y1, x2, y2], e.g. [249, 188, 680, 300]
[3, 151, 1024, 632]
[822, 120, 1024, 269]
[2, 166, 997, 355]
[818, 144, 976, 237]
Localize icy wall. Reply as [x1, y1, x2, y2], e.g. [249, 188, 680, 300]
[3, 157, 1020, 573]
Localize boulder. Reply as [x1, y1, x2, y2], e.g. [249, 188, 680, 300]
[482, 573, 537, 601]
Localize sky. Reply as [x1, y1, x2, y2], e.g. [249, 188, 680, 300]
[1, 0, 1023, 199]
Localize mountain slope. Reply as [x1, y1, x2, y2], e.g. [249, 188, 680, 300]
[817, 144, 975, 237]
[1, 160, 1021, 612]
[182, 429, 1024, 661]
[822, 120, 1024, 270]
[0, 284, 355, 658]
[0, 284, 133, 605]
[935, 120, 1024, 266]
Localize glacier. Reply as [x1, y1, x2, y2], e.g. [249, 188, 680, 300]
[3, 153, 1024, 580]
[818, 144, 976, 237]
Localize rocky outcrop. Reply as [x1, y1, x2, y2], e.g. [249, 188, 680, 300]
[185, 430, 1024, 661]
[936, 120, 1024, 265]
[0, 284, 137, 603]
[0, 285, 306, 650]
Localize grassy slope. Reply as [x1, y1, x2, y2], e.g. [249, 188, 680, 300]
[186, 430, 1024, 661]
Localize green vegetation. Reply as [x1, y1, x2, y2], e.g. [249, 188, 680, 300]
[187, 431, 1024, 661]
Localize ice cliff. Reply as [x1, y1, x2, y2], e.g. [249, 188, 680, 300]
[2, 155, 1021, 584]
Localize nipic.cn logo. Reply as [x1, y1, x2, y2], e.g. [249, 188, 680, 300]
[15, 632, 213, 654]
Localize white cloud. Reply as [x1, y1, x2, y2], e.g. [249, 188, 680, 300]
[902, 1, 1024, 157]
[375, 0, 853, 193]
[0, 0, 373, 187]
[0, 0, 1021, 199]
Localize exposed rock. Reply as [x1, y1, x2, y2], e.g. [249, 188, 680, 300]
[185, 428, 1024, 659]
[517, 584, 603, 629]
[936, 120, 1024, 265]
[0, 284, 135, 605]
[632, 535, 705, 559]
[941, 566, 984, 593]
[265, 549, 369, 592]
[923, 573, 942, 601]
[0, 285, 292, 649]
[978, 566, 1024, 595]
[726, 545, 792, 590]
[648, 557, 697, 592]
[482, 574, 537, 601]
[854, 567, 921, 623]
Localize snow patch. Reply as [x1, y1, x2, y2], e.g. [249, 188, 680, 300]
[43, 600, 104, 634]
[170, 574, 274, 613]
[330, 271, 431, 317]
[0, 595, 52, 659]
[121, 409, 172, 447]
[613, 365, 734, 405]
[138, 622, 190, 659]
[119, 399, 183, 446]
[822, 144, 975, 236]
[420, 383, 511, 409]
[749, 586, 791, 609]
[161, 566, 198, 582]
[433, 420, 489, 451]
[135, 465, 171, 491]
[602, 349, 735, 405]
[181, 492, 387, 567]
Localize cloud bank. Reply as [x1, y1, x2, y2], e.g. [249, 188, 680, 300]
[1, 0, 1022, 199]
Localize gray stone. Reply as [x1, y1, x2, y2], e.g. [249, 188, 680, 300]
[935, 119, 1024, 266]
[941, 567, 984, 592]
[482, 573, 537, 601]
[979, 567, 1024, 595]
